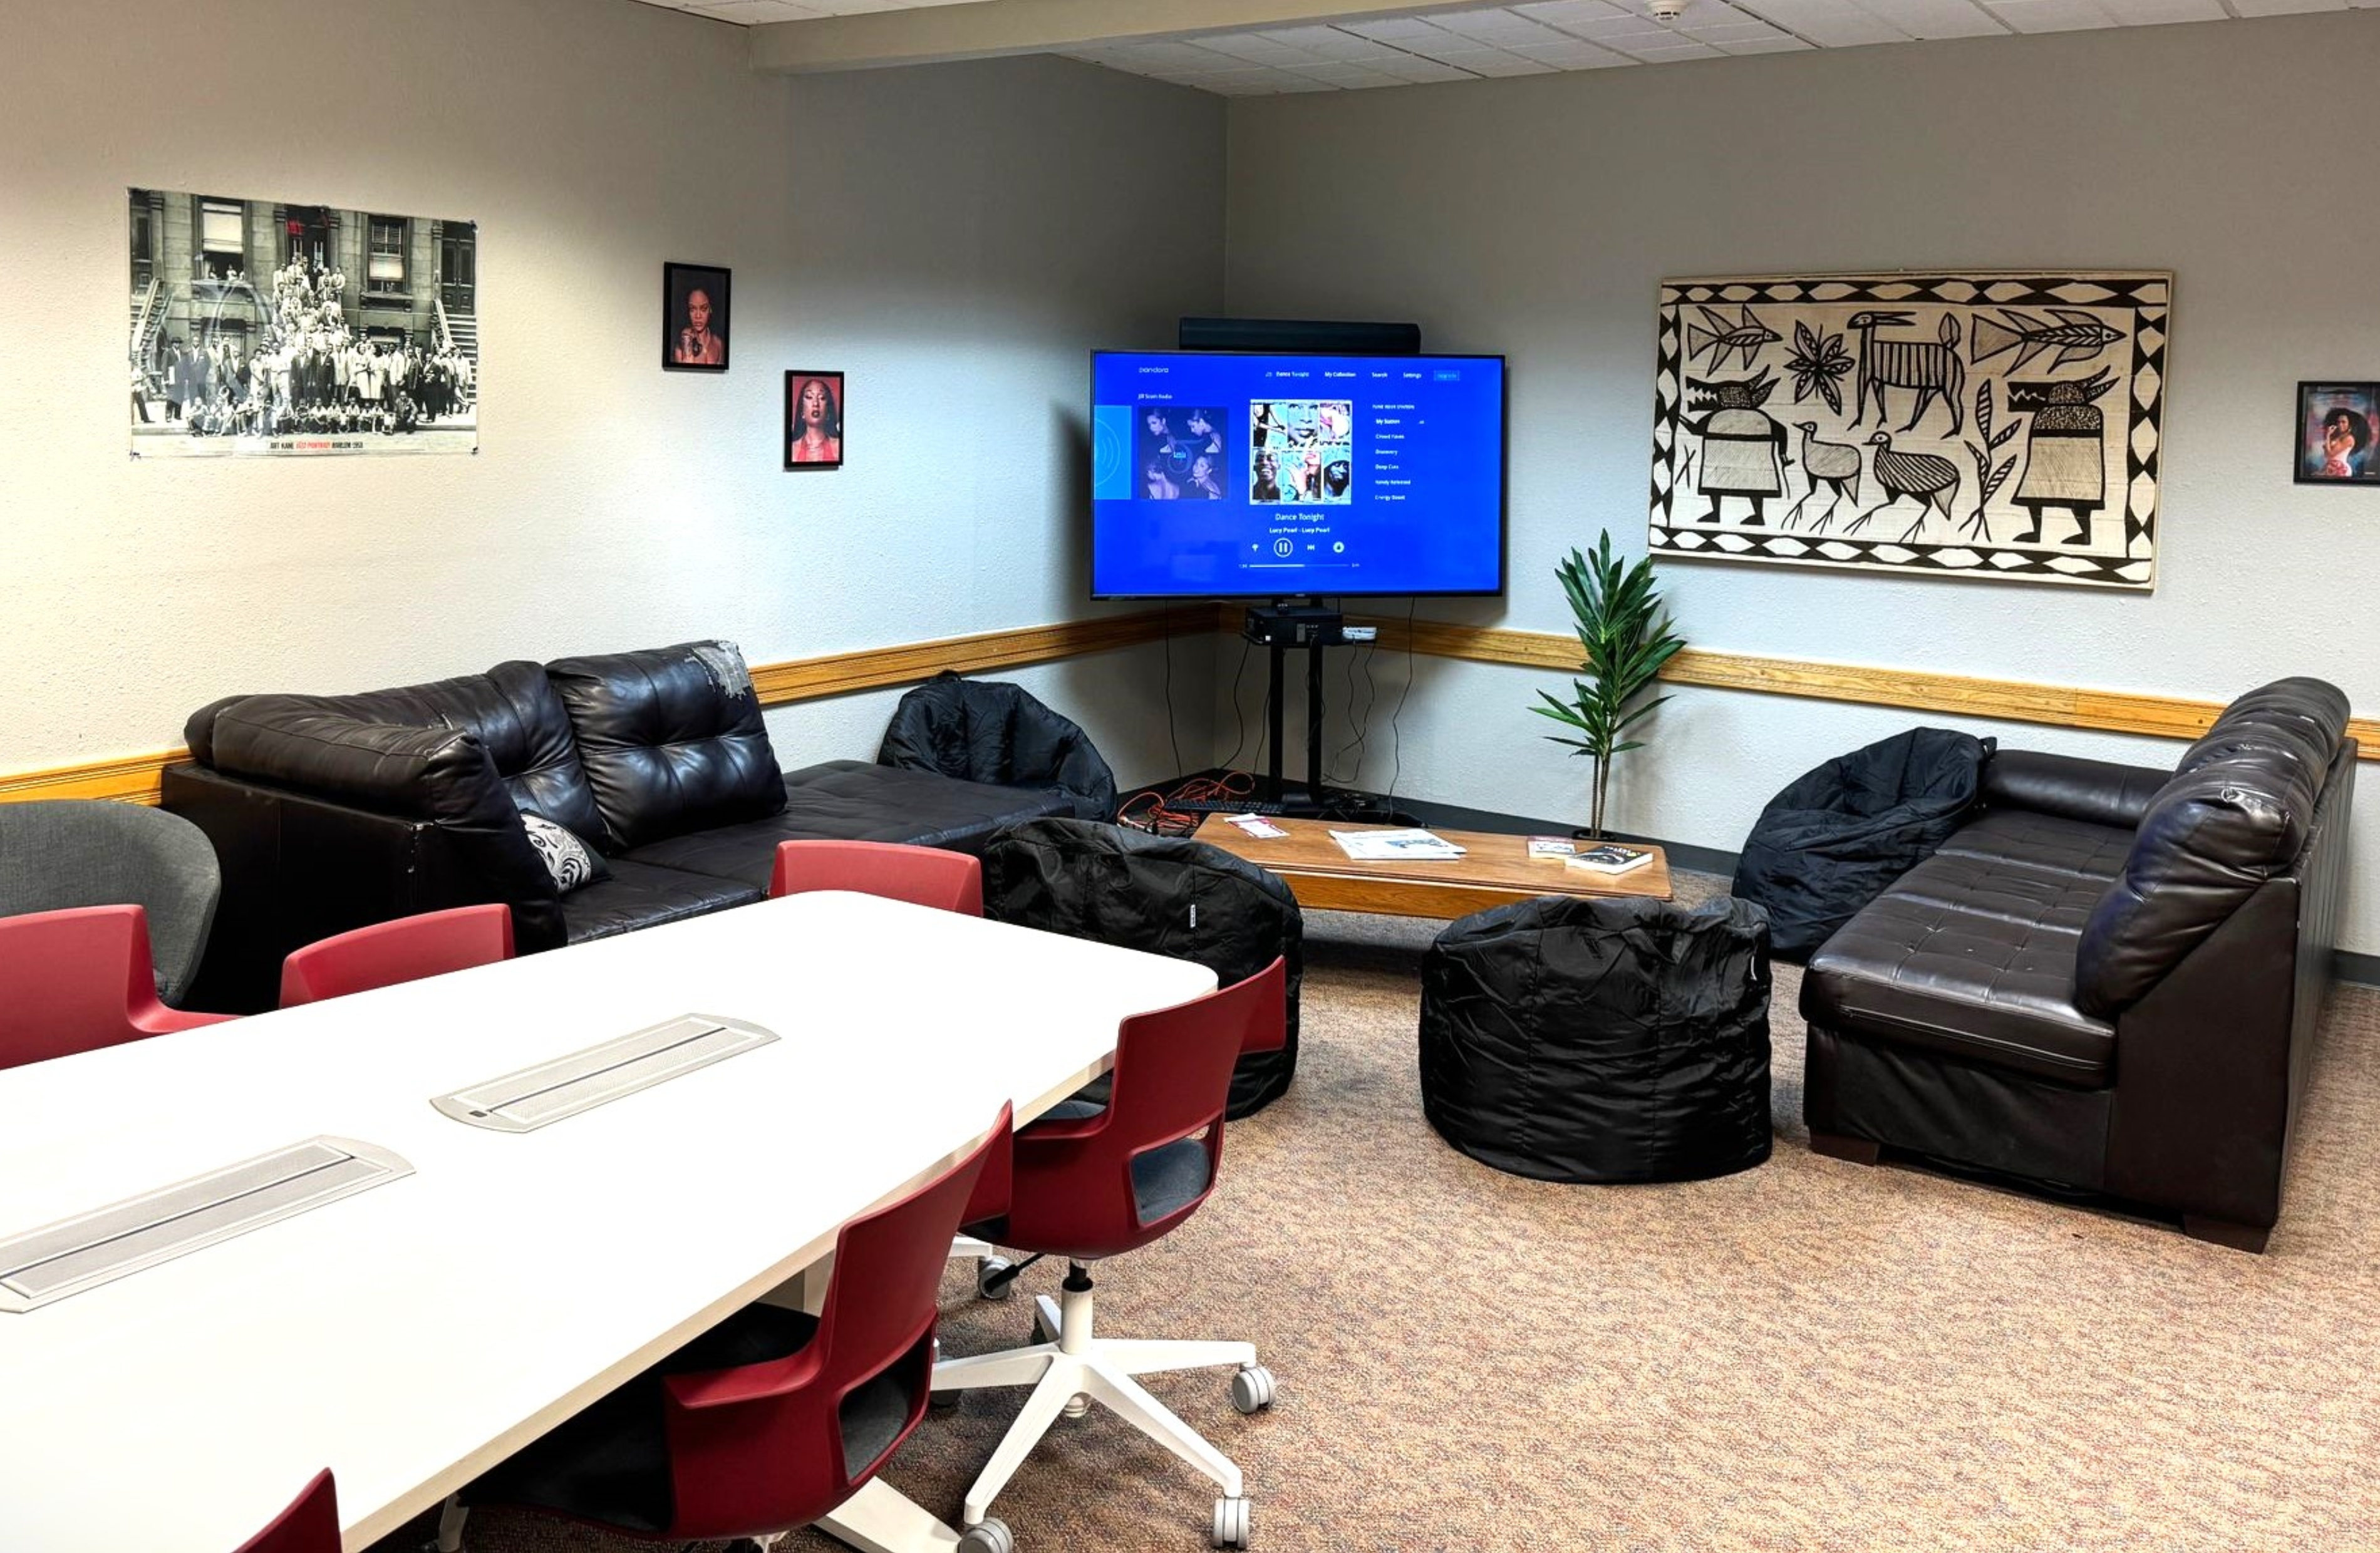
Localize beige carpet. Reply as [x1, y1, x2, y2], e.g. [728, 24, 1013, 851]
[450, 872, 2380, 1553]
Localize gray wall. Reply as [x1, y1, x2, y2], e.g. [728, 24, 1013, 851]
[0, 0, 1222, 788]
[1223, 13, 2380, 950]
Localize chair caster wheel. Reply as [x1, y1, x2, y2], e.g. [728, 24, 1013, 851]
[959, 1517, 1014, 1553]
[928, 1387, 961, 1411]
[1230, 1365, 1276, 1414]
[1212, 1495, 1252, 1549]
[976, 1256, 1015, 1301]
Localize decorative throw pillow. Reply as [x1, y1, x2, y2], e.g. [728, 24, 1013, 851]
[520, 812, 609, 893]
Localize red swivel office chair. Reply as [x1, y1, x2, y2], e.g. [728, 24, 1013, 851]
[770, 838, 1009, 1283]
[279, 904, 515, 1008]
[769, 840, 983, 917]
[440, 1107, 1011, 1552]
[235, 1470, 340, 1553]
[931, 960, 1286, 1553]
[0, 905, 235, 1070]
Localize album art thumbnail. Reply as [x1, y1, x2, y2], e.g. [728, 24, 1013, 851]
[1138, 405, 1228, 500]
[1250, 400, 1353, 505]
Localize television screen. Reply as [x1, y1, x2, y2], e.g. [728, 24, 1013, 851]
[1090, 351, 1506, 599]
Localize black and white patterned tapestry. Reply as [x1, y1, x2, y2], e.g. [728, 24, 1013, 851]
[1649, 272, 2170, 591]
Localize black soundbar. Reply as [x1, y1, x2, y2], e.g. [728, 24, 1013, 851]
[1176, 316, 1421, 356]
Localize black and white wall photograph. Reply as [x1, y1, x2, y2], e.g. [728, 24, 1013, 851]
[128, 188, 479, 458]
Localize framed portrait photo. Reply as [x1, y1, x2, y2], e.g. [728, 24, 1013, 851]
[785, 371, 845, 470]
[662, 262, 730, 373]
[2295, 382, 2380, 485]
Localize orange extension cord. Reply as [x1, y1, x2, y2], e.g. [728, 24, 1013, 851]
[1117, 770, 1259, 837]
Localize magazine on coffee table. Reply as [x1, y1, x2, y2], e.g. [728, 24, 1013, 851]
[1566, 842, 1654, 875]
[1330, 828, 1467, 862]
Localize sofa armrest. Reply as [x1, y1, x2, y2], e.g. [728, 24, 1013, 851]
[162, 759, 565, 1014]
[1981, 750, 2168, 831]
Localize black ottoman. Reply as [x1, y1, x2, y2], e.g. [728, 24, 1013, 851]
[1419, 895, 1772, 1183]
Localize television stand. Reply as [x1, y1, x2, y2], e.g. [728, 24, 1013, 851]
[1241, 601, 1361, 818]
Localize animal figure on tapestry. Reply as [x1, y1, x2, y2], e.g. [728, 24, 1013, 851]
[1853, 432, 1961, 541]
[1847, 311, 1965, 436]
[2005, 369, 2119, 548]
[1785, 423, 1862, 532]
[1970, 309, 2123, 373]
[1684, 370, 1791, 526]
[1687, 304, 1780, 372]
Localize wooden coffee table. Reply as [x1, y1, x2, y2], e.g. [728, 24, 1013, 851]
[1190, 815, 1672, 920]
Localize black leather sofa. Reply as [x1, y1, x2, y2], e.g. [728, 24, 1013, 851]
[1799, 678, 2355, 1251]
[162, 641, 1075, 1013]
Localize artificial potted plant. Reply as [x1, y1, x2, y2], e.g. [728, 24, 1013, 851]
[1532, 532, 1685, 840]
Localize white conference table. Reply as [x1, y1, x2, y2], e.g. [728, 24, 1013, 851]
[0, 891, 1215, 1553]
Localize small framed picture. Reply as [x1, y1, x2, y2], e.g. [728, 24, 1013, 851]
[662, 262, 730, 373]
[785, 371, 845, 470]
[2295, 382, 2379, 484]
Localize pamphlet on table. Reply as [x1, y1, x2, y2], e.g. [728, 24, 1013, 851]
[1331, 828, 1467, 862]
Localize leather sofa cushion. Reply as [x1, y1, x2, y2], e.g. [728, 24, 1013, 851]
[2076, 678, 2350, 1018]
[1802, 864, 2113, 1087]
[1933, 808, 2134, 882]
[561, 859, 763, 946]
[185, 663, 606, 845]
[546, 642, 786, 852]
[1979, 750, 2166, 832]
[624, 761, 1074, 893]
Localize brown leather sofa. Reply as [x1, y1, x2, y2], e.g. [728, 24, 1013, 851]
[1800, 679, 2355, 1251]
[161, 642, 1079, 1013]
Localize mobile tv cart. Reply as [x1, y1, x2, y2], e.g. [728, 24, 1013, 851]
[1241, 600, 1383, 819]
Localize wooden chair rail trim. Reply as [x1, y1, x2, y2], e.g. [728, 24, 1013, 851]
[4, 604, 2368, 808]
[1326, 609, 2379, 761]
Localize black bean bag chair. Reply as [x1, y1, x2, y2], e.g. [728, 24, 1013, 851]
[1420, 895, 1771, 1184]
[878, 672, 1117, 822]
[1731, 726, 1992, 962]
[983, 818, 1303, 1119]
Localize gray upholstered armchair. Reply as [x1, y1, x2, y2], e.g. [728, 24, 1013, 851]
[0, 799, 223, 1006]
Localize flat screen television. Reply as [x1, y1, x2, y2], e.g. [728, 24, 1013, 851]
[1090, 350, 1506, 599]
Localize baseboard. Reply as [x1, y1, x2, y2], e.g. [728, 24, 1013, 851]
[1137, 770, 2378, 990]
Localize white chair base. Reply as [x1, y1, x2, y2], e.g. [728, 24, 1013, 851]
[929, 1271, 1273, 1547]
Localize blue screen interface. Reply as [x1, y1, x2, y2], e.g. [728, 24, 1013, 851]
[1090, 352, 1505, 597]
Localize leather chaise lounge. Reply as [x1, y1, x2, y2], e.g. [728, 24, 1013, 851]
[161, 641, 1077, 1012]
[1799, 678, 2355, 1251]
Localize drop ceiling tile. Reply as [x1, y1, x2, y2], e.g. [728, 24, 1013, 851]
[2226, 0, 2346, 12]
[1715, 32, 1819, 46]
[1374, 54, 1491, 78]
[1109, 40, 1242, 70]
[1851, 0, 2010, 35]
[1617, 36, 1727, 53]
[1439, 46, 1565, 71]
[1513, 36, 1639, 60]
[2098, 0, 2224, 19]
[1427, 9, 1579, 43]
[1555, 13, 1702, 37]
[1192, 33, 1313, 63]
[1339, 16, 1456, 39]
[687, 0, 829, 19]
[1513, 0, 1638, 22]
[1680, 19, 1797, 39]
[1256, 24, 1396, 55]
[1294, 61, 1420, 85]
[1735, 0, 1913, 40]
[1987, 0, 2116, 28]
